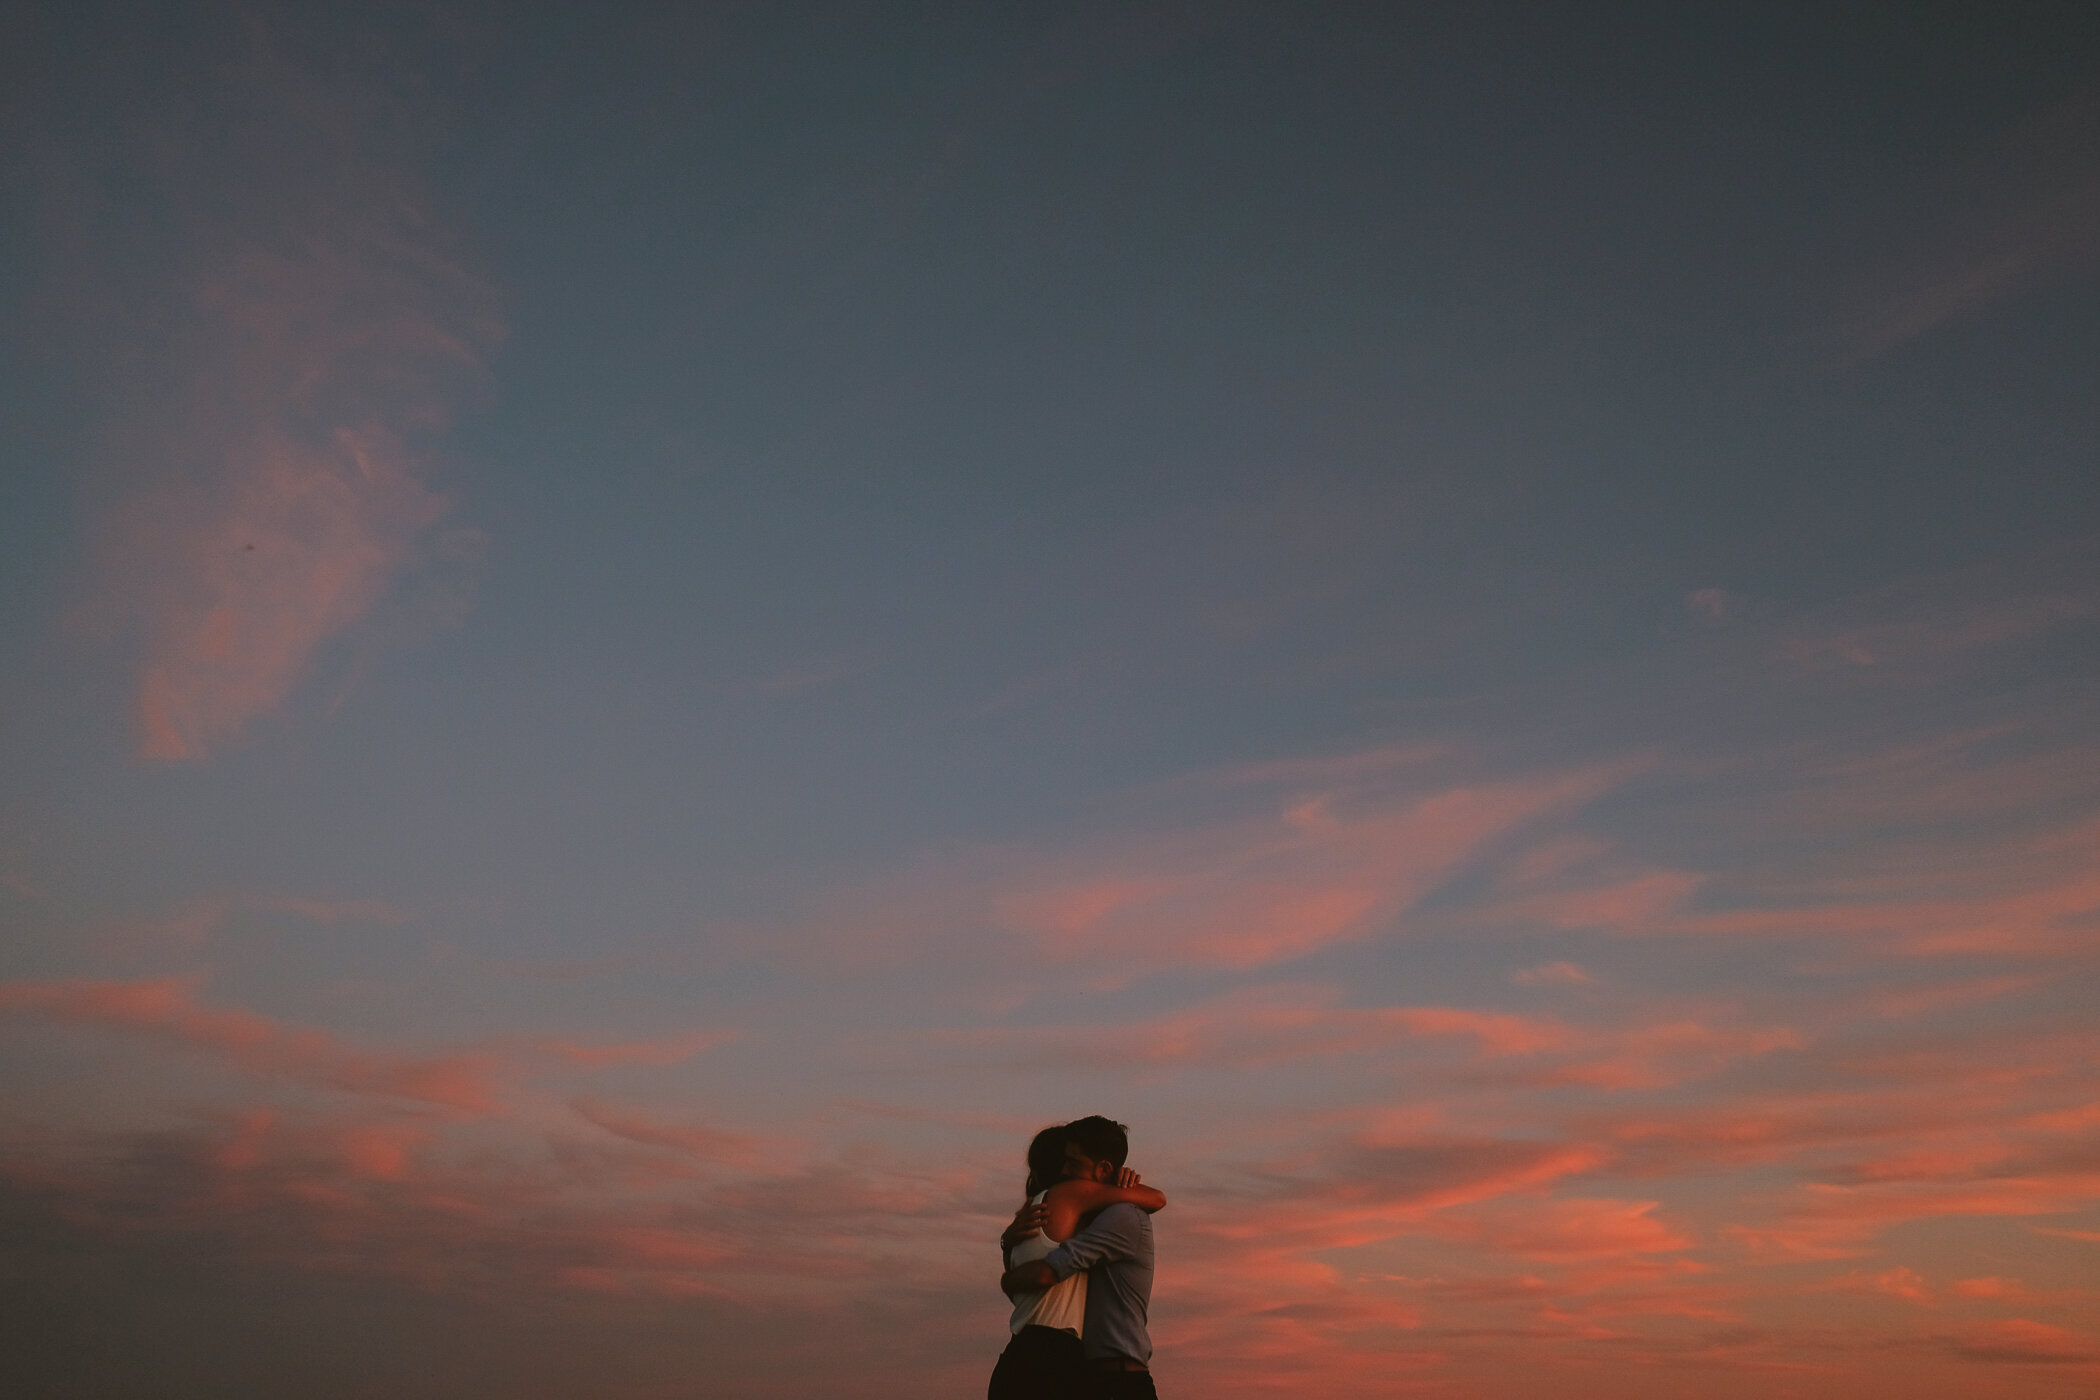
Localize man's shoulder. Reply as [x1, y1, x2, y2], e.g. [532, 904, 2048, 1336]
[1093, 1201, 1152, 1229]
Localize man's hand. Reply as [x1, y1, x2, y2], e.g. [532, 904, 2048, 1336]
[1001, 1200, 1047, 1255]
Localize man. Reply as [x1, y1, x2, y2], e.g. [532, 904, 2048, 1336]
[1000, 1116, 1159, 1399]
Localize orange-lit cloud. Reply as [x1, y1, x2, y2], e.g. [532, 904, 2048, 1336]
[1940, 1317, 2100, 1368]
[1417, 1196, 1694, 1261]
[1731, 1174, 2100, 1262]
[1821, 1265, 1935, 1304]
[2034, 1226, 2100, 1244]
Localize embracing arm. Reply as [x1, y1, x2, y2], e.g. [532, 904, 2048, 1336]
[1056, 1174, 1165, 1217]
[1039, 1169, 1163, 1246]
[1000, 1191, 1158, 1298]
[1035, 1203, 1149, 1285]
[1001, 1257, 1059, 1298]
[1002, 1204, 1146, 1296]
[998, 1172, 1162, 1297]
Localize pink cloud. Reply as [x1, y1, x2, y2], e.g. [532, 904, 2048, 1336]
[1537, 1020, 1804, 1091]
[1730, 1174, 2100, 1261]
[1946, 1275, 2082, 1303]
[1596, 1035, 2097, 1181]
[1512, 960, 1595, 986]
[1941, 1317, 2100, 1367]
[1677, 840, 2100, 955]
[2033, 1226, 2100, 1244]
[999, 771, 1619, 969]
[1497, 870, 1705, 934]
[761, 752, 1630, 977]
[1821, 89, 2100, 364]
[1421, 1197, 1694, 1260]
[0, 1093, 1027, 1324]
[48, 31, 504, 761]
[120, 425, 456, 761]
[568, 1098, 785, 1169]
[89, 890, 407, 955]
[534, 1029, 738, 1069]
[1194, 742, 1450, 790]
[1820, 1265, 1935, 1304]
[0, 976, 496, 1110]
[1780, 592, 2095, 670]
[929, 984, 1575, 1071]
[1190, 1138, 1609, 1255]
[1390, 1006, 1568, 1056]
[935, 984, 1797, 1095]
[0, 1109, 751, 1301]
[1478, 786, 2100, 959]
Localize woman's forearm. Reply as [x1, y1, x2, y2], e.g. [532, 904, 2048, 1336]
[1075, 1182, 1166, 1213]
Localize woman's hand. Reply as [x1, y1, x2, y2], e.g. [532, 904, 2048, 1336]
[1001, 1200, 1048, 1253]
[1116, 1167, 1143, 1190]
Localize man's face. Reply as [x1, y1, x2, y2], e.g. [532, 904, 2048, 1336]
[1061, 1141, 1113, 1183]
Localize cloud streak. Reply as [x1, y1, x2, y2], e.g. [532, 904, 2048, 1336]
[764, 751, 1631, 980]
[1821, 88, 2100, 364]
[0, 976, 497, 1111]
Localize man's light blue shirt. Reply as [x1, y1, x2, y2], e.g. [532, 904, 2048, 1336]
[1043, 1202, 1153, 1364]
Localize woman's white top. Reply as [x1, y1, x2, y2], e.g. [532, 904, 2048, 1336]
[1008, 1190, 1087, 1335]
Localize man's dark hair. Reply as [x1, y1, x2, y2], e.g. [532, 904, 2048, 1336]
[1064, 1115, 1130, 1170]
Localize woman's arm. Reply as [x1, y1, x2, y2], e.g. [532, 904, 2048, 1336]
[1043, 1170, 1165, 1239]
[1068, 1179, 1165, 1214]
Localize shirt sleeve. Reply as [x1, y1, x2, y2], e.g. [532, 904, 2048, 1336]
[1042, 1203, 1145, 1281]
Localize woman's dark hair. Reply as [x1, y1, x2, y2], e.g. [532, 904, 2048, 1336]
[1024, 1124, 1068, 1198]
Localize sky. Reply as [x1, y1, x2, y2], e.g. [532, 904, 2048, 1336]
[3, 2, 2100, 1396]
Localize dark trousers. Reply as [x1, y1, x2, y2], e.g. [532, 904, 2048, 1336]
[988, 1325, 1087, 1400]
[1089, 1370, 1159, 1400]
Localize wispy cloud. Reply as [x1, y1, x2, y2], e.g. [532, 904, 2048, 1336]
[764, 751, 1629, 978]
[1820, 89, 2100, 364]
[1938, 1317, 2100, 1370]
[0, 976, 496, 1110]
[44, 22, 503, 761]
[87, 889, 407, 957]
[534, 1030, 739, 1070]
[1512, 960, 1595, 986]
[568, 1097, 786, 1170]
[933, 982, 1801, 1095]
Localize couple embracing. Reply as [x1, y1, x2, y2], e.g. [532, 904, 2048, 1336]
[991, 1115, 1163, 1400]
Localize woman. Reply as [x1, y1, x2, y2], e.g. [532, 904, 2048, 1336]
[988, 1124, 1166, 1400]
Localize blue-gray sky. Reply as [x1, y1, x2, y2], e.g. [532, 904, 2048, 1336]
[4, 3, 2100, 1395]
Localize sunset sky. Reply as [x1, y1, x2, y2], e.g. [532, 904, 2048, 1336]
[4, 3, 2100, 1396]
